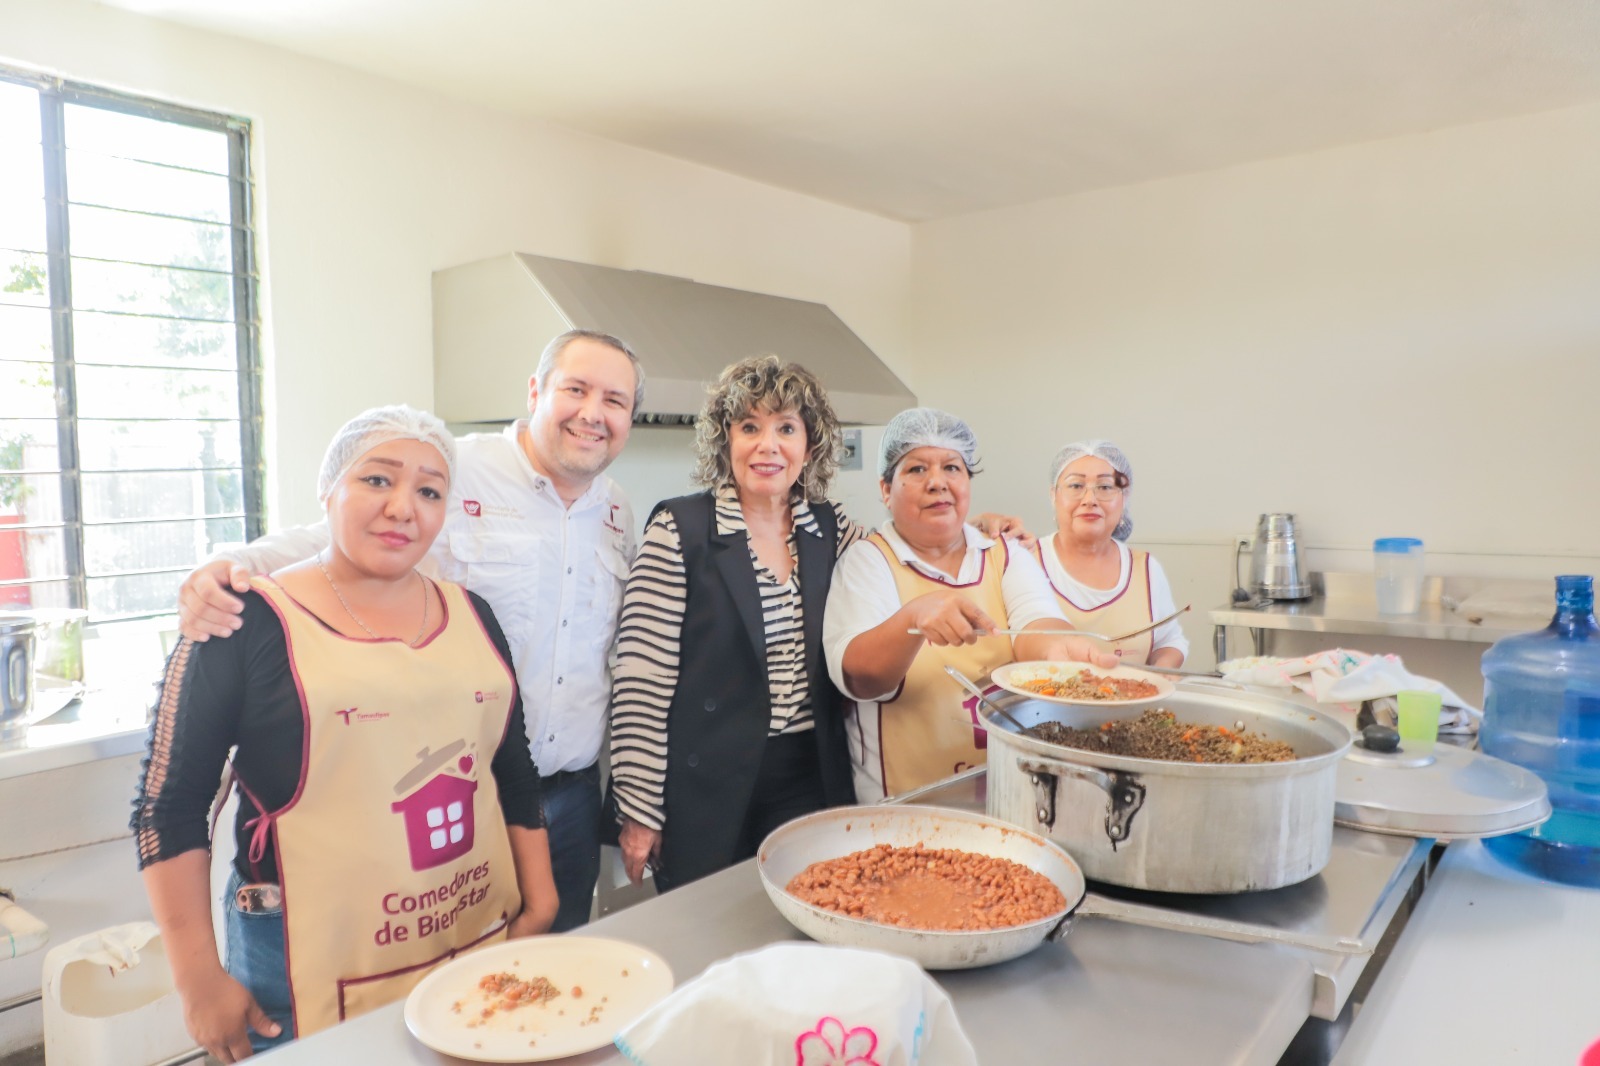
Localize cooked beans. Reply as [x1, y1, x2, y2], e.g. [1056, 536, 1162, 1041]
[787, 843, 1067, 931]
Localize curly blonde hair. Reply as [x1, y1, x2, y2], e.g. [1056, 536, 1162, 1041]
[692, 355, 843, 502]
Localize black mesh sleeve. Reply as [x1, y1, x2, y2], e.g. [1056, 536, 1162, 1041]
[467, 590, 545, 831]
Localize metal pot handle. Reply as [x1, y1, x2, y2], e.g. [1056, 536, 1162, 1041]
[1074, 892, 1372, 956]
[1016, 755, 1145, 847]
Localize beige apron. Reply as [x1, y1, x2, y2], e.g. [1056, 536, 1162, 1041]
[868, 533, 1012, 797]
[244, 577, 522, 1037]
[1036, 539, 1156, 664]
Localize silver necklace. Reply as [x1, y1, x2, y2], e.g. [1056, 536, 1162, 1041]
[316, 553, 429, 645]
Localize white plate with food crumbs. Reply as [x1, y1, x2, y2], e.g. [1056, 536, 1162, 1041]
[404, 936, 673, 1061]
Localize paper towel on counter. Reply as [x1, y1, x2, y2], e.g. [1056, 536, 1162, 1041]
[1218, 649, 1480, 733]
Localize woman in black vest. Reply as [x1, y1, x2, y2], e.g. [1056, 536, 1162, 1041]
[607, 355, 864, 890]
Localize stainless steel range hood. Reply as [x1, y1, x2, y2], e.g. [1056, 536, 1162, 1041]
[432, 253, 914, 426]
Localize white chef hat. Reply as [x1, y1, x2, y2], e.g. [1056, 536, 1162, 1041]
[615, 943, 977, 1066]
[1049, 438, 1133, 541]
[316, 405, 456, 503]
[879, 407, 981, 480]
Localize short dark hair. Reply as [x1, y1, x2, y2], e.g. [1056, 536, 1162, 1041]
[535, 329, 646, 414]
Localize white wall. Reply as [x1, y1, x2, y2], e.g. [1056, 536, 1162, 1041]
[911, 100, 1600, 671]
[1, 0, 913, 530]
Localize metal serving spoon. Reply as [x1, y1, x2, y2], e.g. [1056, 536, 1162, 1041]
[943, 665, 1031, 733]
[909, 604, 1190, 643]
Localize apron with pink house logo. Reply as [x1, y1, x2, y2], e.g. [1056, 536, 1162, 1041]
[245, 576, 522, 1037]
[1035, 541, 1157, 665]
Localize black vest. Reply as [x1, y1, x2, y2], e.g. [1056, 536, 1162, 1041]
[654, 492, 856, 885]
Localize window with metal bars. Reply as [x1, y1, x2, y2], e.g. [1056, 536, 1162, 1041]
[0, 67, 262, 626]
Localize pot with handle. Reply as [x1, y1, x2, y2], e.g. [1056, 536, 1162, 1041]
[978, 684, 1352, 893]
[757, 805, 1370, 971]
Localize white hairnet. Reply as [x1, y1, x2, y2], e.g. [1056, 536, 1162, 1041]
[1050, 439, 1133, 541]
[879, 407, 981, 480]
[317, 405, 456, 502]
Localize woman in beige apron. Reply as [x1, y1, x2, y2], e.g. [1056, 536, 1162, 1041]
[1036, 440, 1188, 668]
[134, 407, 557, 1062]
[822, 409, 1119, 802]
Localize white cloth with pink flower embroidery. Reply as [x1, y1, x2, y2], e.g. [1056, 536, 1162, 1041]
[613, 943, 977, 1066]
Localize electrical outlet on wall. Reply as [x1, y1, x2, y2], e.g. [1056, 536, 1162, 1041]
[840, 429, 863, 471]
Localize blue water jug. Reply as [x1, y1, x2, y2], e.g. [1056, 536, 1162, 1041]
[1480, 575, 1600, 885]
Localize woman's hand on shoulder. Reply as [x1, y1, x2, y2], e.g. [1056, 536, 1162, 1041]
[178, 972, 279, 1063]
[904, 592, 998, 647]
[972, 512, 1036, 549]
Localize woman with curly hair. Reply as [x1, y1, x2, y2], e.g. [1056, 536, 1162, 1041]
[606, 355, 864, 890]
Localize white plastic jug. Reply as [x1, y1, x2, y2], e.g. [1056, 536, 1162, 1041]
[41, 922, 194, 1066]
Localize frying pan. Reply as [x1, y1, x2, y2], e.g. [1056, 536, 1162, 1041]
[756, 805, 1370, 970]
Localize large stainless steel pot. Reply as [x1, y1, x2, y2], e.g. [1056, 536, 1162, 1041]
[757, 805, 1369, 970]
[982, 685, 1352, 893]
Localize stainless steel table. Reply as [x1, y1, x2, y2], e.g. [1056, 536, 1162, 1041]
[1210, 572, 1537, 662]
[257, 773, 1429, 1065]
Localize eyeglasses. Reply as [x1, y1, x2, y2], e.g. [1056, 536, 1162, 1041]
[1058, 479, 1123, 502]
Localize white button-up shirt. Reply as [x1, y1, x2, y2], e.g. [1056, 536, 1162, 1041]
[225, 422, 635, 776]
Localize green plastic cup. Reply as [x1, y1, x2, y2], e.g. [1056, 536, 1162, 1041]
[1396, 690, 1442, 752]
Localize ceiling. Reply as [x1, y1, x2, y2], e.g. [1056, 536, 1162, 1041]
[100, 0, 1600, 221]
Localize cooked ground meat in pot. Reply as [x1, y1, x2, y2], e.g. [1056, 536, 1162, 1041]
[1025, 708, 1296, 764]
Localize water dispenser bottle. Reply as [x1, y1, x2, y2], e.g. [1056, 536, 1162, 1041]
[1480, 575, 1600, 885]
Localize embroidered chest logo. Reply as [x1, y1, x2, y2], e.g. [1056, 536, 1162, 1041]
[603, 501, 625, 535]
[390, 741, 480, 871]
[462, 500, 482, 517]
[335, 706, 390, 726]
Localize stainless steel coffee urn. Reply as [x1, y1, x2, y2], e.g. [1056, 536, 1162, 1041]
[1250, 513, 1311, 600]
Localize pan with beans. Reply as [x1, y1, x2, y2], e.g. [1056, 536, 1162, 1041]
[756, 805, 1371, 970]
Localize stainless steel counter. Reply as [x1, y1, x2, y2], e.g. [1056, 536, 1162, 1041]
[1210, 573, 1544, 661]
[0, 688, 150, 781]
[256, 770, 1430, 1066]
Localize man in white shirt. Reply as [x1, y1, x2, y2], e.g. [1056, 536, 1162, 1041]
[177, 330, 643, 932]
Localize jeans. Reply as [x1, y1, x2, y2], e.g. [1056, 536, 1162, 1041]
[540, 762, 602, 932]
[223, 870, 296, 1054]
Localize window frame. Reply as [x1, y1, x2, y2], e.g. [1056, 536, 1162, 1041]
[0, 65, 264, 622]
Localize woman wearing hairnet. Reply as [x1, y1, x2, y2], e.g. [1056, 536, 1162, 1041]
[1038, 440, 1188, 667]
[822, 408, 1119, 802]
[132, 406, 558, 1062]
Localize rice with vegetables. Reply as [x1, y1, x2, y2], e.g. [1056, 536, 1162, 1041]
[1016, 669, 1161, 701]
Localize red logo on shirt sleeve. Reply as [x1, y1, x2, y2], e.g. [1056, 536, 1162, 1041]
[462, 500, 482, 517]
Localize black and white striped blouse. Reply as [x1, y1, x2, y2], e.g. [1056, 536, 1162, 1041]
[609, 487, 864, 831]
